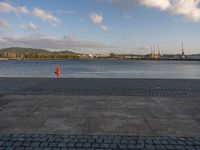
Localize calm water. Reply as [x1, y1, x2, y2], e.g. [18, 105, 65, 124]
[0, 60, 199, 79]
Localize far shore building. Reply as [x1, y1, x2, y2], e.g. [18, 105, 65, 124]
[92, 54, 110, 58]
[115, 54, 144, 59]
[78, 54, 90, 59]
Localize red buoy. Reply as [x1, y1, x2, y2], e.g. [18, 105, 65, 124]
[55, 65, 61, 77]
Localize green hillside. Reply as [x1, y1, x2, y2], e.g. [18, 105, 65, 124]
[0, 47, 79, 59]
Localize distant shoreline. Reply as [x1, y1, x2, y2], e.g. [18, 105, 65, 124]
[0, 58, 200, 61]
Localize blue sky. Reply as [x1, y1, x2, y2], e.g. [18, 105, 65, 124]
[0, 0, 200, 54]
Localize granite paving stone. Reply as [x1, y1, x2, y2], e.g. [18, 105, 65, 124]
[0, 78, 200, 149]
[0, 78, 200, 97]
[0, 134, 199, 149]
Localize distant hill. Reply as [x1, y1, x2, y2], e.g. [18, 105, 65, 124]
[55, 50, 77, 54]
[0, 47, 77, 54]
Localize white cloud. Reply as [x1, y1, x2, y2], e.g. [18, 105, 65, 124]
[140, 0, 171, 10]
[90, 12, 108, 30]
[0, 19, 10, 29]
[20, 22, 38, 31]
[17, 6, 29, 14]
[101, 25, 108, 30]
[96, 0, 200, 22]
[90, 13, 103, 24]
[0, 34, 111, 50]
[0, 2, 60, 25]
[28, 22, 38, 31]
[140, 0, 200, 22]
[0, 2, 15, 13]
[0, 2, 28, 14]
[169, 0, 200, 22]
[32, 8, 60, 25]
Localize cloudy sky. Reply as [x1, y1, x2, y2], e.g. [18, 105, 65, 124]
[0, 0, 200, 54]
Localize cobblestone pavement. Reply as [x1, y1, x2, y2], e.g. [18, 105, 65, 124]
[0, 78, 200, 97]
[0, 78, 200, 149]
[0, 134, 200, 150]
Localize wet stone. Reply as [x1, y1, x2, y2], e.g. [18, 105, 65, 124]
[0, 133, 199, 149]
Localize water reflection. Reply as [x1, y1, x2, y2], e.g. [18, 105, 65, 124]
[0, 60, 199, 79]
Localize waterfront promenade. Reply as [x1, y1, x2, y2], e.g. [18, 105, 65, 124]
[0, 78, 200, 149]
[0, 78, 200, 96]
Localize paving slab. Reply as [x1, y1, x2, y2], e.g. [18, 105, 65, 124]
[0, 78, 200, 149]
[38, 118, 90, 135]
[0, 117, 46, 134]
[0, 95, 200, 137]
[147, 119, 200, 136]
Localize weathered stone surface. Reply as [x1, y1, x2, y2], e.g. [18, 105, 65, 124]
[0, 95, 200, 137]
[0, 78, 200, 96]
[0, 78, 200, 149]
[0, 134, 199, 149]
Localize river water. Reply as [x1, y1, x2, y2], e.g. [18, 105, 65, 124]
[0, 60, 199, 79]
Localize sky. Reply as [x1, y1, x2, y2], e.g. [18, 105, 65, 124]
[0, 0, 200, 54]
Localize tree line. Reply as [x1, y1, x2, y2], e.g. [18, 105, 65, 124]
[0, 52, 80, 59]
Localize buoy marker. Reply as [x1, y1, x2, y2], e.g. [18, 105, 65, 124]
[55, 65, 61, 77]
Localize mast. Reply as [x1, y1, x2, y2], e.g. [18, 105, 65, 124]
[157, 45, 160, 59]
[181, 42, 185, 58]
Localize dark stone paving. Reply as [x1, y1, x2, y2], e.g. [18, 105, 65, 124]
[0, 134, 200, 150]
[0, 78, 200, 149]
[0, 78, 200, 97]
[0, 95, 199, 137]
